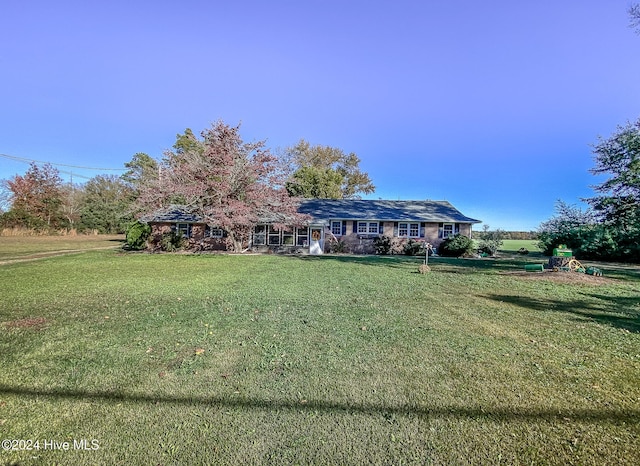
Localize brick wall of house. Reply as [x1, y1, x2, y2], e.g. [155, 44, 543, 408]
[424, 223, 440, 245]
[328, 221, 474, 254]
[458, 223, 472, 238]
[148, 219, 475, 254]
[149, 222, 228, 251]
[150, 223, 172, 237]
[383, 222, 394, 238]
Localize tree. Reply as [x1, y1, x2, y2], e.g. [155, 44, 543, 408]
[630, 3, 640, 34]
[284, 139, 375, 199]
[477, 225, 505, 256]
[538, 120, 640, 262]
[135, 121, 308, 251]
[286, 166, 344, 199]
[60, 182, 85, 229]
[0, 179, 10, 213]
[173, 128, 203, 155]
[537, 201, 595, 255]
[5, 163, 65, 229]
[122, 152, 159, 194]
[79, 175, 134, 234]
[582, 119, 640, 260]
[586, 119, 640, 229]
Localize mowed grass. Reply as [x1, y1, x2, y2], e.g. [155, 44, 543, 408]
[499, 239, 542, 253]
[0, 250, 639, 465]
[0, 234, 124, 261]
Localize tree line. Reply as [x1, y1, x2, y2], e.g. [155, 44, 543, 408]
[0, 121, 375, 241]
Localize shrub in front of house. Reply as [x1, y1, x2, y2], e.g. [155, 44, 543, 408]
[125, 221, 151, 250]
[328, 238, 348, 253]
[438, 234, 475, 257]
[403, 239, 424, 256]
[159, 230, 186, 252]
[373, 235, 392, 255]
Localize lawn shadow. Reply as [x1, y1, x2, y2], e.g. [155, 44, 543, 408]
[290, 254, 532, 274]
[0, 383, 637, 425]
[290, 254, 418, 270]
[482, 293, 640, 333]
[431, 257, 530, 274]
[588, 261, 640, 282]
[291, 254, 640, 281]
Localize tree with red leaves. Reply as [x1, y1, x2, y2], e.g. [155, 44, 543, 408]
[135, 121, 307, 251]
[6, 163, 65, 229]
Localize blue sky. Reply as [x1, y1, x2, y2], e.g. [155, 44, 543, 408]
[1, 0, 639, 230]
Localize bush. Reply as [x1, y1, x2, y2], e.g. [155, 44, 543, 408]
[476, 228, 504, 256]
[124, 221, 151, 250]
[438, 234, 475, 257]
[518, 248, 529, 255]
[328, 238, 348, 253]
[373, 236, 392, 255]
[403, 239, 424, 256]
[160, 230, 185, 252]
[537, 224, 636, 261]
[478, 242, 500, 256]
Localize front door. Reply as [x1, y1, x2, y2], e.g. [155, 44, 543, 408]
[309, 227, 324, 255]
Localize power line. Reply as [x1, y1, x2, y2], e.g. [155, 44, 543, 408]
[56, 169, 93, 181]
[0, 153, 126, 171]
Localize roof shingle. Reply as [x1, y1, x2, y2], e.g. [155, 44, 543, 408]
[141, 200, 481, 225]
[298, 199, 480, 224]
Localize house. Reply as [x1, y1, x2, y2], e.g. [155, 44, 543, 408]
[142, 199, 480, 254]
[141, 206, 228, 251]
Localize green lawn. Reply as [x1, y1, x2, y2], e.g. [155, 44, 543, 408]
[0, 234, 124, 261]
[499, 239, 542, 253]
[0, 250, 638, 465]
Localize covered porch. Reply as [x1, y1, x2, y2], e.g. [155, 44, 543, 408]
[250, 224, 325, 254]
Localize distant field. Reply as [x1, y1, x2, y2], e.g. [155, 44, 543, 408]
[499, 239, 541, 253]
[0, 235, 124, 261]
[1, 247, 638, 464]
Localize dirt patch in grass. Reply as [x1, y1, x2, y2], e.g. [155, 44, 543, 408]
[3, 317, 48, 330]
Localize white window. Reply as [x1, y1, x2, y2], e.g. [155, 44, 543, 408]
[331, 221, 343, 236]
[398, 223, 408, 237]
[398, 222, 420, 238]
[409, 223, 419, 237]
[282, 230, 294, 245]
[268, 225, 281, 245]
[175, 223, 190, 238]
[440, 223, 459, 238]
[206, 226, 224, 238]
[358, 221, 379, 234]
[253, 225, 266, 245]
[255, 225, 308, 247]
[443, 223, 454, 238]
[296, 227, 309, 246]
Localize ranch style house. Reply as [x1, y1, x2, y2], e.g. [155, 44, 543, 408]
[143, 199, 481, 254]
